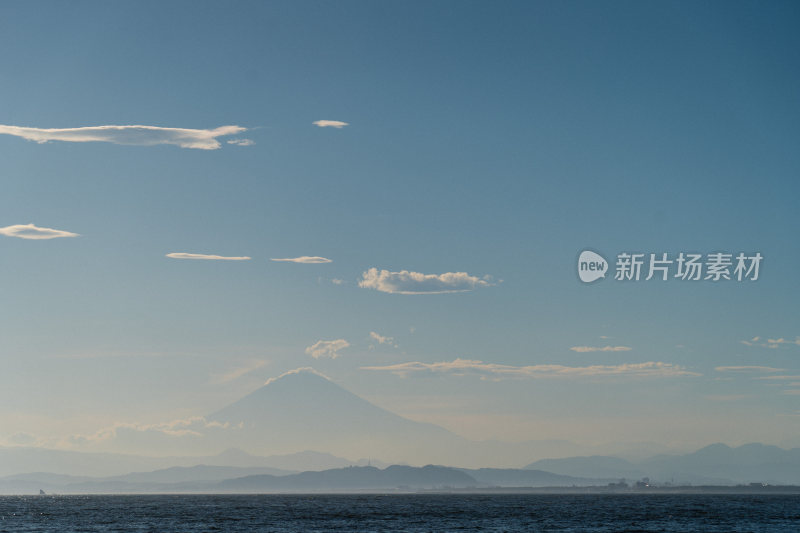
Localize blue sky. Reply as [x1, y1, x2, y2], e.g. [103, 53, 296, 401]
[0, 1, 798, 453]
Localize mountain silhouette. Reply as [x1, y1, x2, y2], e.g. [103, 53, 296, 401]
[208, 369, 464, 463]
[524, 456, 646, 480]
[640, 443, 800, 484]
[218, 465, 476, 491]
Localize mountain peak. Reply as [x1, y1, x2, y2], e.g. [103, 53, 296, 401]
[205, 367, 461, 462]
[263, 367, 331, 387]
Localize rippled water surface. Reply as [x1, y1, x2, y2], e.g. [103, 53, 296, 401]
[0, 494, 798, 532]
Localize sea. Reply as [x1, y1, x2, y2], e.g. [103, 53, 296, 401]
[0, 494, 798, 532]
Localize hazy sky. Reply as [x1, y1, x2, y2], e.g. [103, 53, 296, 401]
[0, 1, 798, 453]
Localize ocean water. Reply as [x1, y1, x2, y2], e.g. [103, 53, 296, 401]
[0, 494, 798, 532]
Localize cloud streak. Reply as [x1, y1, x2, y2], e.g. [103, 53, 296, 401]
[0, 124, 246, 150]
[0, 223, 79, 240]
[313, 120, 349, 128]
[370, 331, 394, 345]
[212, 359, 268, 384]
[359, 268, 494, 294]
[740, 336, 800, 348]
[362, 358, 700, 379]
[166, 253, 251, 261]
[271, 256, 332, 264]
[570, 346, 632, 352]
[305, 339, 350, 359]
[264, 367, 331, 386]
[715, 366, 784, 373]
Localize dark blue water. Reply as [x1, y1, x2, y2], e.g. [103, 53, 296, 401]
[0, 494, 798, 532]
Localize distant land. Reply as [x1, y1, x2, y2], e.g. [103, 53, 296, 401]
[1, 370, 798, 492]
[67, 369, 685, 468]
[1, 462, 799, 495]
[0, 442, 799, 494]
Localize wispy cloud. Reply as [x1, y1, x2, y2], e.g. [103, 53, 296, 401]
[359, 268, 494, 295]
[305, 339, 350, 359]
[313, 120, 349, 129]
[227, 138, 254, 146]
[68, 416, 230, 446]
[211, 359, 268, 384]
[264, 367, 330, 386]
[330, 278, 345, 285]
[0, 223, 79, 240]
[0, 124, 246, 150]
[369, 331, 394, 345]
[362, 358, 700, 379]
[570, 346, 632, 353]
[765, 337, 800, 347]
[754, 375, 800, 381]
[166, 252, 251, 261]
[271, 256, 332, 264]
[741, 336, 800, 348]
[782, 389, 800, 396]
[715, 366, 785, 373]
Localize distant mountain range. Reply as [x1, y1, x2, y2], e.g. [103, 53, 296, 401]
[1, 369, 798, 488]
[68, 368, 681, 468]
[0, 464, 614, 494]
[0, 446, 377, 478]
[526, 443, 800, 485]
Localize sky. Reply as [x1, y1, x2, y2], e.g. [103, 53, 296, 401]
[0, 0, 798, 455]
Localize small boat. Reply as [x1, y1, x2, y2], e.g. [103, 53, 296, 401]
[39, 489, 45, 495]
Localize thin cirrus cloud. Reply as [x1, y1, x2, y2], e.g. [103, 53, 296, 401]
[227, 138, 255, 146]
[313, 120, 349, 128]
[166, 253, 251, 261]
[305, 339, 350, 359]
[714, 366, 785, 373]
[740, 336, 800, 348]
[369, 331, 394, 345]
[271, 256, 332, 264]
[359, 267, 494, 295]
[362, 358, 700, 379]
[0, 223, 79, 240]
[211, 359, 268, 384]
[754, 375, 800, 381]
[0, 124, 247, 150]
[570, 346, 632, 352]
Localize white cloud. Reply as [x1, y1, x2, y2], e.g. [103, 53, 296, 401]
[0, 223, 79, 240]
[359, 267, 494, 294]
[227, 138, 255, 146]
[68, 417, 230, 447]
[313, 120, 349, 128]
[0, 124, 246, 150]
[714, 366, 785, 373]
[755, 375, 800, 381]
[570, 346, 632, 353]
[330, 278, 345, 285]
[264, 367, 331, 386]
[305, 339, 350, 359]
[362, 358, 700, 379]
[782, 389, 800, 396]
[369, 331, 394, 345]
[166, 252, 251, 261]
[766, 337, 800, 347]
[741, 336, 799, 348]
[211, 359, 268, 384]
[271, 256, 332, 264]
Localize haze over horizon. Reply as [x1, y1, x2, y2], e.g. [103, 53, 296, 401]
[1, 0, 798, 465]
